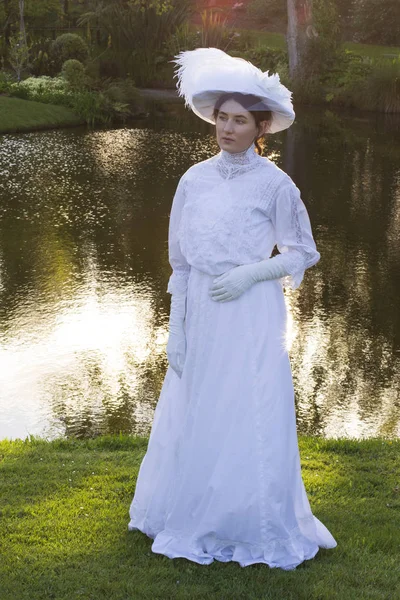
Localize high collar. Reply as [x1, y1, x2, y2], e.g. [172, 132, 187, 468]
[219, 143, 258, 166]
[216, 142, 260, 180]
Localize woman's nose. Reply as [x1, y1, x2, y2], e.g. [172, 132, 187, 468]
[223, 119, 234, 132]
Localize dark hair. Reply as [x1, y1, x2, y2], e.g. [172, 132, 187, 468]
[212, 92, 273, 155]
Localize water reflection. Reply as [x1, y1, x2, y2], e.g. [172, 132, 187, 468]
[0, 105, 399, 440]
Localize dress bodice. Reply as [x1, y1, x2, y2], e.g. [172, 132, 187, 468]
[167, 145, 320, 294]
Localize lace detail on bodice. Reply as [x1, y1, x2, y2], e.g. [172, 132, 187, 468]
[215, 143, 261, 180]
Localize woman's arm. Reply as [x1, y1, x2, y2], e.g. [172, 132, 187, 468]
[167, 174, 191, 295]
[166, 174, 190, 377]
[209, 180, 320, 302]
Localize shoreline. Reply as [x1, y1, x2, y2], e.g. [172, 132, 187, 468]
[2, 89, 400, 136]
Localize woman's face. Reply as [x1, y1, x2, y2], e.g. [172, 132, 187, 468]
[215, 98, 267, 154]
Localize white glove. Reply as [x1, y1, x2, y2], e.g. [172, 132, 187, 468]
[209, 253, 296, 302]
[166, 293, 187, 377]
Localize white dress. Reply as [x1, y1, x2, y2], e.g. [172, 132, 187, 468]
[128, 144, 337, 570]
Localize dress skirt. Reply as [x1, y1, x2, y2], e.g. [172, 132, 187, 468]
[128, 266, 337, 570]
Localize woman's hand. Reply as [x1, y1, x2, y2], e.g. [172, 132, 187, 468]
[209, 264, 258, 302]
[167, 326, 186, 378]
[167, 293, 187, 377]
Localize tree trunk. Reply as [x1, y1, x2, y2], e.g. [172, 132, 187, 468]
[4, 0, 11, 48]
[286, 0, 315, 79]
[19, 0, 27, 47]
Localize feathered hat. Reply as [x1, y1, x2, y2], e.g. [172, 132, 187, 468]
[172, 47, 295, 134]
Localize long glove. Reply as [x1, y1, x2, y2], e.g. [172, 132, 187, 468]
[166, 292, 187, 377]
[209, 252, 301, 302]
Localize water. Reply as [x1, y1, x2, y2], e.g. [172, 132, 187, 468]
[0, 104, 399, 440]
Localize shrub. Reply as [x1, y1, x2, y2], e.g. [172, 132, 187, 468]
[10, 76, 68, 103]
[61, 59, 86, 90]
[0, 71, 14, 94]
[345, 57, 400, 113]
[68, 91, 112, 126]
[102, 78, 140, 108]
[164, 22, 200, 56]
[50, 34, 89, 71]
[231, 46, 288, 73]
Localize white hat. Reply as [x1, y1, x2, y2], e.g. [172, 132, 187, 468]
[172, 47, 295, 134]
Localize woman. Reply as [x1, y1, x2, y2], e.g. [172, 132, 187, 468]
[128, 48, 337, 570]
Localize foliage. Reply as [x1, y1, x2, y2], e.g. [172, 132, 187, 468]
[10, 75, 68, 102]
[351, 0, 400, 46]
[164, 21, 200, 56]
[50, 33, 89, 71]
[102, 77, 145, 120]
[7, 72, 144, 125]
[340, 57, 400, 113]
[61, 58, 86, 90]
[0, 71, 14, 94]
[29, 40, 51, 77]
[129, 0, 175, 15]
[324, 49, 374, 91]
[199, 9, 230, 49]
[68, 90, 112, 126]
[78, 0, 192, 85]
[302, 0, 341, 79]
[246, 0, 287, 26]
[231, 45, 288, 74]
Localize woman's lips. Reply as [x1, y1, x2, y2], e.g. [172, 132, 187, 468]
[222, 137, 234, 142]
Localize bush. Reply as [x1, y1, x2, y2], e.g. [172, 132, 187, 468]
[324, 50, 374, 92]
[68, 91, 112, 126]
[8, 74, 143, 125]
[231, 46, 288, 73]
[0, 71, 14, 94]
[164, 22, 200, 56]
[103, 78, 139, 107]
[29, 38, 52, 77]
[10, 76, 68, 103]
[50, 34, 89, 71]
[343, 57, 400, 113]
[61, 59, 86, 90]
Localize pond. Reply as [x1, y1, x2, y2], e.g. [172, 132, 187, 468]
[0, 103, 399, 440]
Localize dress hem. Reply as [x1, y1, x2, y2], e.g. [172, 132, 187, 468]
[128, 519, 332, 571]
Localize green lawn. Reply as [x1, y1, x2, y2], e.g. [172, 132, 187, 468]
[240, 29, 400, 59]
[0, 95, 83, 134]
[0, 435, 399, 600]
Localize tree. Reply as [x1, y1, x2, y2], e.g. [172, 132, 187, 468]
[8, 31, 29, 79]
[286, 0, 315, 79]
[19, 0, 27, 46]
[286, 0, 340, 82]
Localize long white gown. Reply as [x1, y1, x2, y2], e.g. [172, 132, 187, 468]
[128, 143, 337, 570]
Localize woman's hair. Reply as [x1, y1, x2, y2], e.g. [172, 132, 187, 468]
[212, 92, 273, 155]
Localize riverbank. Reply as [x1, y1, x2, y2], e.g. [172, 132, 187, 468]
[0, 435, 398, 600]
[0, 96, 84, 134]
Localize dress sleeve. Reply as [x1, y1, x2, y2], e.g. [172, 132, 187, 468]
[270, 180, 321, 290]
[167, 174, 191, 295]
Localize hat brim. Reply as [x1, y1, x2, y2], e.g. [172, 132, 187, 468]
[192, 90, 295, 134]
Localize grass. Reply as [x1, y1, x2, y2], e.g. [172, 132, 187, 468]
[0, 435, 399, 600]
[239, 30, 400, 59]
[0, 95, 83, 134]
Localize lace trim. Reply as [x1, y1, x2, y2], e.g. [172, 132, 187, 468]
[290, 189, 303, 245]
[216, 143, 261, 180]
